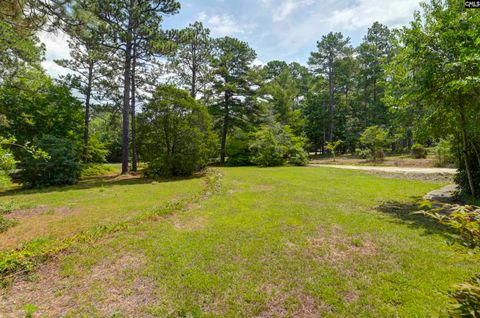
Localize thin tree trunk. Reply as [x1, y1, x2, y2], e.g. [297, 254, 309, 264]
[460, 105, 476, 198]
[131, 49, 138, 172]
[328, 67, 334, 142]
[191, 43, 197, 98]
[220, 91, 229, 164]
[83, 60, 94, 163]
[469, 139, 480, 169]
[121, 7, 133, 174]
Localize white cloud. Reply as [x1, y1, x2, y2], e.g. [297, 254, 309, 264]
[252, 58, 265, 66]
[41, 60, 71, 78]
[271, 0, 313, 22]
[263, 0, 419, 60]
[327, 0, 420, 30]
[38, 31, 71, 78]
[198, 11, 255, 37]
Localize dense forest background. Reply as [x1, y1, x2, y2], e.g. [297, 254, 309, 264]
[0, 0, 478, 198]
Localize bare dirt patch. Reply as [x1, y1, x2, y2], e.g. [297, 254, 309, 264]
[0, 252, 156, 317]
[257, 286, 326, 318]
[4, 206, 75, 220]
[254, 184, 274, 192]
[174, 215, 208, 231]
[309, 225, 377, 264]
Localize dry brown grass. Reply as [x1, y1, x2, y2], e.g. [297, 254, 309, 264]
[0, 252, 156, 317]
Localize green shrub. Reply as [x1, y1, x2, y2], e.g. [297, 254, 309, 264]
[84, 135, 109, 163]
[411, 143, 427, 159]
[20, 135, 81, 188]
[420, 204, 480, 316]
[139, 86, 217, 177]
[81, 164, 117, 177]
[0, 216, 17, 233]
[434, 139, 454, 167]
[420, 204, 480, 248]
[360, 126, 387, 161]
[249, 123, 308, 167]
[449, 274, 480, 317]
[356, 148, 371, 159]
[226, 128, 251, 166]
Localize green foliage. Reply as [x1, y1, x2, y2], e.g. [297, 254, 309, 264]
[0, 71, 83, 147]
[449, 274, 480, 317]
[0, 216, 17, 234]
[209, 36, 257, 162]
[81, 164, 116, 177]
[420, 204, 480, 249]
[411, 143, 427, 159]
[434, 139, 454, 167]
[360, 126, 387, 161]
[226, 128, 251, 166]
[419, 203, 480, 316]
[20, 135, 81, 188]
[325, 140, 342, 161]
[249, 123, 308, 167]
[23, 303, 38, 318]
[84, 135, 108, 163]
[385, 0, 480, 197]
[169, 21, 212, 98]
[139, 86, 217, 177]
[356, 148, 371, 159]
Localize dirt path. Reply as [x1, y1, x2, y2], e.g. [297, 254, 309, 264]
[310, 164, 457, 175]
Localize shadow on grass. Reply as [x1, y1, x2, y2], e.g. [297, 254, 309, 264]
[376, 199, 459, 242]
[0, 173, 204, 197]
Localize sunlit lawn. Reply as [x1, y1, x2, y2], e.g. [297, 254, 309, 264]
[0, 172, 204, 250]
[1, 167, 478, 317]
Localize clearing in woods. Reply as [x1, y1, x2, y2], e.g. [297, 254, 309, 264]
[0, 167, 478, 317]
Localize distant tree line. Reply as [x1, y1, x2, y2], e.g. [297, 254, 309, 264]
[0, 0, 478, 198]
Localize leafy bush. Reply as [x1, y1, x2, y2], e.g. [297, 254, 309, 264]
[420, 204, 480, 248]
[411, 143, 427, 159]
[226, 128, 251, 166]
[434, 139, 454, 167]
[139, 86, 217, 177]
[325, 140, 342, 162]
[0, 216, 17, 233]
[360, 126, 387, 161]
[81, 164, 117, 177]
[449, 274, 480, 317]
[20, 135, 81, 188]
[356, 148, 370, 159]
[84, 135, 109, 163]
[249, 123, 308, 167]
[420, 204, 480, 316]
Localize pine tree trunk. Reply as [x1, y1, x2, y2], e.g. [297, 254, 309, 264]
[460, 106, 476, 198]
[220, 91, 230, 164]
[191, 42, 197, 98]
[328, 67, 334, 142]
[121, 14, 133, 174]
[131, 46, 138, 172]
[83, 60, 94, 163]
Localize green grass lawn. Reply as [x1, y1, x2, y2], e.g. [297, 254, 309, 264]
[0, 173, 204, 250]
[1, 167, 478, 317]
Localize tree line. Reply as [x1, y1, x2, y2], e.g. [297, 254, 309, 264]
[0, 0, 478, 198]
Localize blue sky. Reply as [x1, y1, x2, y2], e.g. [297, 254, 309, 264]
[41, 0, 421, 77]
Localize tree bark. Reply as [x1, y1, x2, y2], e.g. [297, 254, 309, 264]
[328, 66, 334, 142]
[190, 42, 197, 98]
[121, 5, 133, 174]
[220, 91, 230, 164]
[459, 105, 476, 198]
[131, 45, 138, 172]
[83, 60, 94, 163]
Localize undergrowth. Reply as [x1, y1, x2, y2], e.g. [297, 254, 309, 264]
[418, 202, 480, 317]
